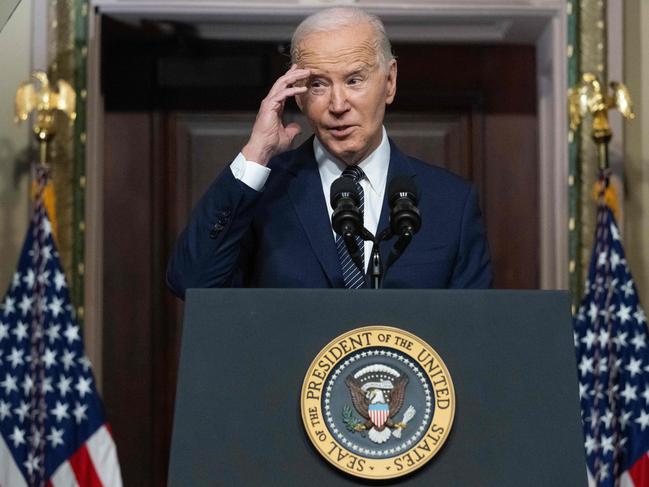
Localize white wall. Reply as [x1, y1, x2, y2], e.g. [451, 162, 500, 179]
[0, 0, 32, 294]
[624, 1, 649, 308]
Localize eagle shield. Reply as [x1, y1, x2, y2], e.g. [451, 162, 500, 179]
[345, 364, 412, 444]
[368, 403, 389, 428]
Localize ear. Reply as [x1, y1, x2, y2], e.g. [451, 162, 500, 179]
[385, 59, 397, 105]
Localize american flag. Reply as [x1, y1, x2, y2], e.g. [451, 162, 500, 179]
[0, 168, 122, 487]
[574, 180, 649, 487]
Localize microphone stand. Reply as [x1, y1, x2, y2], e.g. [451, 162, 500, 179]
[369, 226, 416, 288]
[369, 241, 381, 289]
[369, 228, 393, 289]
[344, 225, 416, 289]
[384, 230, 413, 271]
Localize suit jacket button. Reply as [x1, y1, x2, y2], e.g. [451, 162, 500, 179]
[209, 223, 224, 239]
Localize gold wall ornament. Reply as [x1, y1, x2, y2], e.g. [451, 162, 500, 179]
[569, 72, 635, 170]
[14, 70, 77, 164]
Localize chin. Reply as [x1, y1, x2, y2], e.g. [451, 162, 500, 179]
[323, 139, 365, 164]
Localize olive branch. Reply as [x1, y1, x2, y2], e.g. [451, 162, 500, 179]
[342, 405, 362, 433]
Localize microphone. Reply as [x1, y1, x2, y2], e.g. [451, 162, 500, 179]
[331, 177, 363, 237]
[384, 176, 421, 270]
[388, 176, 421, 237]
[330, 177, 364, 274]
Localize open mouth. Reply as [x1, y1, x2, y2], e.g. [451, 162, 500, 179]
[328, 125, 356, 137]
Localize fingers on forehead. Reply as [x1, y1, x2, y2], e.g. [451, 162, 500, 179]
[275, 69, 309, 87]
[284, 63, 309, 74]
[268, 68, 310, 97]
[269, 80, 308, 101]
[271, 85, 307, 100]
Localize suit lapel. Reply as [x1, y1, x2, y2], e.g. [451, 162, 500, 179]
[287, 139, 344, 287]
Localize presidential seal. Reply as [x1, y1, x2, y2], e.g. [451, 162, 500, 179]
[301, 326, 455, 480]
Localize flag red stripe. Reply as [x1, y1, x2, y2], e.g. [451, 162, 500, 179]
[628, 453, 649, 487]
[86, 424, 122, 487]
[68, 444, 103, 487]
[370, 410, 389, 427]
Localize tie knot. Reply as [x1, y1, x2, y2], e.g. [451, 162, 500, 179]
[341, 165, 365, 182]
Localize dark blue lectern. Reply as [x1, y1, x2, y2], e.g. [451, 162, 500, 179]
[168, 289, 586, 486]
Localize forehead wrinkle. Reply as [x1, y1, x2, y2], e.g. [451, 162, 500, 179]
[296, 38, 380, 71]
[309, 63, 373, 80]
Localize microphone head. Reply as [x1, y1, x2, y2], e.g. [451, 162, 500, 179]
[331, 177, 360, 209]
[388, 175, 421, 235]
[388, 176, 419, 206]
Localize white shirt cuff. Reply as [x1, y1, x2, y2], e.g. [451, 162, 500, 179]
[230, 152, 271, 191]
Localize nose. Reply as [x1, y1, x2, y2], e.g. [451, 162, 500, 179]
[329, 84, 350, 115]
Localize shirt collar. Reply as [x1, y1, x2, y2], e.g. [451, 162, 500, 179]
[313, 127, 390, 197]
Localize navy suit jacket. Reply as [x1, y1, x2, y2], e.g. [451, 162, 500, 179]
[167, 137, 492, 298]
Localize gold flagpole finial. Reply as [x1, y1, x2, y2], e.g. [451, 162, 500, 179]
[14, 70, 77, 165]
[568, 72, 635, 171]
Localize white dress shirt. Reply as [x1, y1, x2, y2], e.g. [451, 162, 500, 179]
[230, 127, 390, 271]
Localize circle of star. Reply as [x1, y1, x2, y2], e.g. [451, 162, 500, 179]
[323, 348, 432, 458]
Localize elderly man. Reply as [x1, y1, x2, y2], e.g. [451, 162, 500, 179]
[167, 7, 492, 298]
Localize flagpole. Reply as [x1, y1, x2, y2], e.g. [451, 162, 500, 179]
[569, 74, 649, 486]
[568, 73, 635, 258]
[592, 111, 611, 171]
[14, 70, 77, 244]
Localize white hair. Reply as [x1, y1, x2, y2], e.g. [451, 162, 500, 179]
[290, 7, 394, 72]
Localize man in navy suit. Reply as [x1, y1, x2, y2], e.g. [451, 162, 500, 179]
[167, 7, 492, 298]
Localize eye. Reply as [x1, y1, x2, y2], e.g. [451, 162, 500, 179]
[347, 77, 364, 86]
[308, 79, 328, 94]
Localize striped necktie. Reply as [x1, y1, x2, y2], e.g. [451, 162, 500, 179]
[335, 165, 366, 289]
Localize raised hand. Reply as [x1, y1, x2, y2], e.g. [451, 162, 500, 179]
[242, 64, 311, 166]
